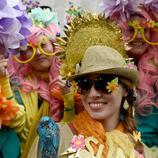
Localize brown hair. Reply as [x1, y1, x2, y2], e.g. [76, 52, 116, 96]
[121, 85, 145, 156]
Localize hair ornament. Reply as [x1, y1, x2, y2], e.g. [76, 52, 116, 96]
[133, 131, 141, 142]
[28, 7, 59, 27]
[106, 77, 119, 93]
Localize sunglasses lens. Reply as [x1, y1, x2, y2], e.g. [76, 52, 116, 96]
[94, 76, 114, 94]
[95, 80, 109, 94]
[76, 78, 92, 94]
[76, 75, 117, 94]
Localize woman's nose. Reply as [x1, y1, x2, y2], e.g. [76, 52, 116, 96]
[136, 30, 142, 38]
[36, 48, 41, 55]
[88, 85, 101, 97]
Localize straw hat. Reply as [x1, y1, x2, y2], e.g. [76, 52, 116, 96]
[68, 45, 138, 85]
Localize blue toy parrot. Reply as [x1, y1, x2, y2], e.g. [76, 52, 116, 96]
[37, 116, 60, 158]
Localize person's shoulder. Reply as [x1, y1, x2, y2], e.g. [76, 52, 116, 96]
[143, 144, 158, 158]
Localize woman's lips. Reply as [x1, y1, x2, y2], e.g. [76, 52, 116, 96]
[130, 41, 145, 46]
[89, 102, 107, 110]
[35, 56, 47, 62]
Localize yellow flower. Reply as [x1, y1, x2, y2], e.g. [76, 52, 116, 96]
[133, 131, 141, 142]
[106, 77, 119, 92]
[70, 81, 78, 94]
[133, 20, 142, 29]
[147, 20, 155, 28]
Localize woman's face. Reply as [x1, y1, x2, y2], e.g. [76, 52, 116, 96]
[78, 74, 127, 121]
[126, 15, 151, 59]
[29, 39, 54, 72]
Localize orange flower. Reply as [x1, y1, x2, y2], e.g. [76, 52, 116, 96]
[0, 87, 19, 128]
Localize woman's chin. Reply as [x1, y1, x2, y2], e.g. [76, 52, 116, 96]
[127, 44, 149, 59]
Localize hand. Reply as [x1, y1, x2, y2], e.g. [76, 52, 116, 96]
[54, 76, 72, 95]
[50, 76, 67, 94]
[55, 76, 66, 89]
[0, 54, 8, 77]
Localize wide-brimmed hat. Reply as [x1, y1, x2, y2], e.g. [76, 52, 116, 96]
[68, 45, 138, 85]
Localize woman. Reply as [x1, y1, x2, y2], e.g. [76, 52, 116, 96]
[36, 45, 155, 158]
[0, 0, 32, 157]
[125, 12, 158, 149]
[0, 7, 64, 157]
[101, 0, 158, 150]
[24, 11, 155, 157]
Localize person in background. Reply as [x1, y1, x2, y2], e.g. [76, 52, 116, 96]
[0, 0, 31, 157]
[0, 6, 64, 157]
[101, 0, 158, 153]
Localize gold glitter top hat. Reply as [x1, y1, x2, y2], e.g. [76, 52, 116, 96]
[57, 13, 127, 79]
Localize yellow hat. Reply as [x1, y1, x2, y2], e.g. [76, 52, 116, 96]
[58, 13, 127, 79]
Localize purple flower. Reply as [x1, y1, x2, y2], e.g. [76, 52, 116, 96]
[100, 0, 130, 18]
[24, 0, 40, 12]
[145, 0, 158, 12]
[0, 0, 32, 55]
[100, 0, 143, 20]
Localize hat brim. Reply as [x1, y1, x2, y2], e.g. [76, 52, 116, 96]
[68, 67, 138, 85]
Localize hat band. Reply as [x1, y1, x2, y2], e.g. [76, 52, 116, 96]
[79, 65, 124, 74]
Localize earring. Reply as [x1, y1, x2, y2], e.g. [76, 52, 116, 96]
[123, 99, 129, 110]
[133, 87, 137, 100]
[132, 106, 135, 118]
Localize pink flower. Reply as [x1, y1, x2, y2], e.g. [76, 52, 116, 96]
[71, 135, 86, 151]
[135, 151, 144, 158]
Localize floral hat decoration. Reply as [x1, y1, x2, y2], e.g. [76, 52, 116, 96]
[0, 0, 32, 55]
[27, 7, 60, 45]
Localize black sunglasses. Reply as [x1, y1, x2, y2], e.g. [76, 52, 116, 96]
[75, 75, 119, 94]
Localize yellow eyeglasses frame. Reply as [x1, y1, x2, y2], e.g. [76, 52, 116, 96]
[127, 19, 158, 45]
[14, 41, 58, 64]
